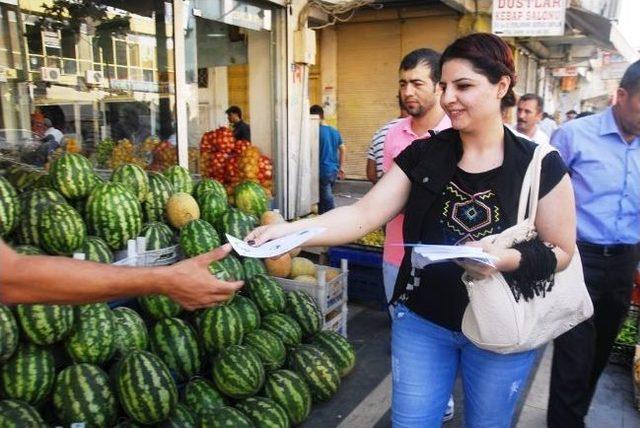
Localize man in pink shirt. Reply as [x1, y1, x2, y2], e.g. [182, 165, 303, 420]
[381, 48, 451, 313]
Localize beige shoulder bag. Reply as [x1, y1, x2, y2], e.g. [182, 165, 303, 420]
[461, 144, 593, 354]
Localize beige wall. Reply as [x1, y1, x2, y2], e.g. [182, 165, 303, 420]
[334, 10, 459, 179]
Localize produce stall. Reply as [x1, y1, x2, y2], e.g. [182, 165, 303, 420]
[0, 150, 356, 427]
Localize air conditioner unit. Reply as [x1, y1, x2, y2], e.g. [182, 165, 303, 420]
[85, 70, 104, 86]
[40, 67, 60, 82]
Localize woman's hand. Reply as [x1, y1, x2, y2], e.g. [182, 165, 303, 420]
[244, 222, 297, 247]
[456, 240, 521, 280]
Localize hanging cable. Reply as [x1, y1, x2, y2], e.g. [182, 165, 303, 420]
[298, 0, 381, 30]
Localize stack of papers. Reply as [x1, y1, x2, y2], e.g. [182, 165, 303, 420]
[226, 227, 327, 258]
[411, 244, 499, 268]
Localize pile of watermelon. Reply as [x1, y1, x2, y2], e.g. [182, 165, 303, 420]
[1, 155, 357, 427]
[199, 127, 273, 197]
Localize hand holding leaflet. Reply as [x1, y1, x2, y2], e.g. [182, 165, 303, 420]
[411, 244, 499, 270]
[226, 227, 327, 258]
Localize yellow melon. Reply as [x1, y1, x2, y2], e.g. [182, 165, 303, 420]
[293, 275, 317, 284]
[260, 210, 285, 226]
[290, 257, 316, 278]
[166, 192, 200, 228]
[265, 253, 292, 278]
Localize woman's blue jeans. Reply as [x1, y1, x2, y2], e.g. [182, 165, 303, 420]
[391, 304, 537, 428]
[318, 173, 336, 214]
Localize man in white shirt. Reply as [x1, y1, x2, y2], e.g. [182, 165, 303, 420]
[516, 93, 550, 145]
[43, 118, 63, 145]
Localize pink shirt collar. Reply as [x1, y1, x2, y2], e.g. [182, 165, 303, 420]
[400, 114, 451, 138]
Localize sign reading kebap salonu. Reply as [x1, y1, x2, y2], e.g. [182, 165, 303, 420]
[492, 0, 567, 37]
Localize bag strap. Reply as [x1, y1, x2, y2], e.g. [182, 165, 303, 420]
[516, 144, 555, 225]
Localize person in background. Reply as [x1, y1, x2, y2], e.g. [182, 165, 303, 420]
[516, 93, 550, 145]
[247, 33, 574, 427]
[538, 112, 559, 137]
[0, 240, 242, 308]
[43, 118, 63, 145]
[225, 106, 251, 142]
[576, 111, 595, 119]
[547, 59, 640, 428]
[366, 96, 408, 184]
[310, 105, 345, 214]
[565, 109, 578, 122]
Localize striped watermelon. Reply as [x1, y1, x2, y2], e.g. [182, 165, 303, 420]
[13, 245, 44, 255]
[0, 176, 19, 237]
[261, 313, 302, 348]
[111, 164, 150, 202]
[138, 295, 182, 320]
[79, 235, 114, 263]
[150, 317, 201, 381]
[0, 399, 47, 427]
[242, 257, 267, 279]
[141, 221, 174, 250]
[230, 295, 261, 333]
[199, 304, 243, 354]
[31, 173, 54, 190]
[11, 169, 41, 193]
[39, 203, 86, 255]
[310, 331, 356, 377]
[199, 407, 253, 428]
[208, 254, 244, 282]
[180, 219, 221, 258]
[245, 274, 286, 314]
[14, 188, 66, 246]
[112, 307, 148, 356]
[116, 350, 178, 425]
[285, 290, 323, 338]
[15, 304, 74, 345]
[220, 207, 258, 240]
[53, 363, 118, 428]
[50, 153, 96, 199]
[200, 190, 228, 227]
[163, 165, 193, 194]
[193, 178, 227, 205]
[234, 181, 269, 218]
[183, 377, 226, 416]
[212, 344, 265, 399]
[160, 402, 197, 427]
[0, 304, 18, 362]
[66, 303, 115, 364]
[0, 342, 55, 404]
[242, 328, 286, 371]
[288, 344, 340, 402]
[144, 172, 174, 223]
[264, 370, 312, 425]
[235, 396, 290, 428]
[86, 182, 143, 250]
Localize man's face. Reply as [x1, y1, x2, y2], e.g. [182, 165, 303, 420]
[399, 63, 439, 118]
[615, 87, 640, 140]
[566, 112, 577, 121]
[516, 99, 542, 136]
[227, 113, 239, 123]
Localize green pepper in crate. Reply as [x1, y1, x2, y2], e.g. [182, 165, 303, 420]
[616, 314, 639, 345]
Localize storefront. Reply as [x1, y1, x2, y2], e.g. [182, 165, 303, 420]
[0, 0, 284, 194]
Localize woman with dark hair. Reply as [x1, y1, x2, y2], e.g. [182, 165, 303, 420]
[246, 33, 575, 427]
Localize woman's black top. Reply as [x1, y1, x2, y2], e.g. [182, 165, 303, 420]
[392, 128, 567, 331]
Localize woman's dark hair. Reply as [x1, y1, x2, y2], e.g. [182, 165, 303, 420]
[440, 33, 517, 110]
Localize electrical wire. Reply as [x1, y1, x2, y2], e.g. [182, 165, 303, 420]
[298, 0, 381, 31]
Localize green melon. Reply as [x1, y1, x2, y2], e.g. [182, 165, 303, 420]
[112, 306, 148, 356]
[79, 235, 114, 263]
[263, 370, 312, 425]
[199, 304, 243, 354]
[183, 377, 226, 416]
[111, 164, 150, 203]
[141, 221, 175, 250]
[13, 245, 44, 255]
[0, 304, 19, 362]
[235, 396, 290, 428]
[220, 207, 258, 240]
[288, 344, 340, 402]
[0, 399, 47, 427]
[14, 188, 66, 246]
[242, 257, 267, 279]
[39, 202, 86, 255]
[160, 402, 197, 428]
[285, 290, 323, 338]
[15, 304, 74, 345]
[310, 330, 356, 377]
[150, 317, 201, 382]
[50, 153, 97, 199]
[66, 303, 115, 365]
[163, 165, 193, 194]
[242, 328, 286, 371]
[138, 295, 182, 320]
[234, 181, 269, 218]
[0, 176, 20, 237]
[229, 295, 261, 334]
[200, 190, 228, 227]
[180, 219, 221, 258]
[245, 274, 286, 315]
[86, 182, 143, 250]
[199, 406, 253, 428]
[261, 313, 302, 348]
[144, 171, 174, 223]
[53, 363, 118, 428]
[212, 345, 265, 399]
[0, 342, 55, 404]
[193, 178, 227, 205]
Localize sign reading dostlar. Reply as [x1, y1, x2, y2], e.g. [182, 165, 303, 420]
[492, 0, 567, 37]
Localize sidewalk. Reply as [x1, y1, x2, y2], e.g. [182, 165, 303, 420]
[302, 302, 640, 428]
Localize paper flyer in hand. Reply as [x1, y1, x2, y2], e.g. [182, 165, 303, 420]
[411, 244, 499, 269]
[226, 227, 327, 258]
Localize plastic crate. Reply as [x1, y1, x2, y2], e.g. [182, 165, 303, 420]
[324, 304, 348, 337]
[329, 246, 386, 311]
[610, 305, 639, 367]
[75, 237, 181, 267]
[272, 260, 348, 315]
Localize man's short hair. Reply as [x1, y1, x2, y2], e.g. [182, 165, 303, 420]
[43, 118, 53, 128]
[519, 93, 543, 113]
[310, 104, 324, 118]
[399, 48, 441, 85]
[225, 106, 242, 118]
[566, 109, 577, 115]
[620, 59, 640, 95]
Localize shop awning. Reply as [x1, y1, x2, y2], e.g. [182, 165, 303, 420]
[565, 6, 639, 63]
